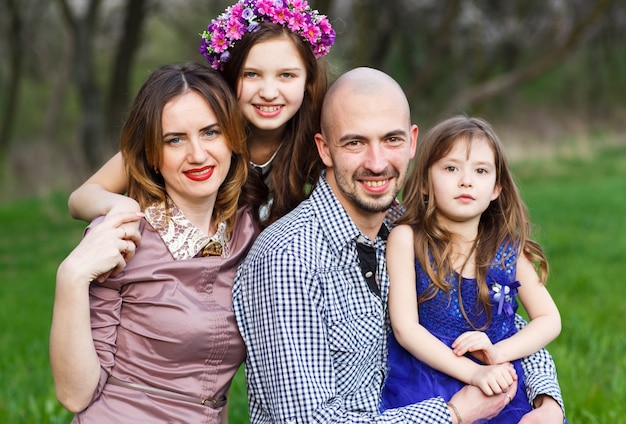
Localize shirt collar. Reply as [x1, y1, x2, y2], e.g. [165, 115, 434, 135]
[144, 197, 229, 260]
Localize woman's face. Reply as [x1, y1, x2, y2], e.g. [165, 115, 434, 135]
[159, 90, 232, 211]
[236, 37, 307, 135]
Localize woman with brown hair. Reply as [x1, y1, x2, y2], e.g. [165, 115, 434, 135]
[50, 62, 256, 423]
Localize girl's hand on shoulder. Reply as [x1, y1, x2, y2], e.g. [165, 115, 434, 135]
[453, 331, 501, 364]
[108, 201, 143, 264]
[470, 362, 517, 396]
[108, 197, 142, 243]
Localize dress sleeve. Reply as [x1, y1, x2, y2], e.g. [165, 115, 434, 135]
[515, 314, 565, 416]
[86, 281, 123, 403]
[233, 247, 452, 423]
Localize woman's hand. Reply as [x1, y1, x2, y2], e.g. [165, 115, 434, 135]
[60, 211, 143, 285]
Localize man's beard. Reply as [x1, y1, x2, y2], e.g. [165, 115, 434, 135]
[335, 167, 401, 213]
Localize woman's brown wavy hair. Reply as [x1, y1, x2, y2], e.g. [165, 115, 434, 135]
[397, 115, 548, 329]
[220, 23, 329, 226]
[121, 62, 248, 236]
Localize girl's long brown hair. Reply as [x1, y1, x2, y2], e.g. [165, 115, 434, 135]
[121, 62, 248, 236]
[221, 23, 329, 226]
[398, 116, 548, 329]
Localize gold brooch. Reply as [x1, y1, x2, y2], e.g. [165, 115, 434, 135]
[201, 241, 223, 257]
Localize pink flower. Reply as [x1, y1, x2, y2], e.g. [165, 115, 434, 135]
[288, 12, 305, 32]
[230, 3, 245, 19]
[303, 24, 321, 44]
[257, 0, 274, 16]
[318, 16, 332, 34]
[211, 33, 229, 53]
[227, 17, 246, 40]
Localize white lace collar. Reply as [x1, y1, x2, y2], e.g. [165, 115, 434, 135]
[144, 197, 230, 260]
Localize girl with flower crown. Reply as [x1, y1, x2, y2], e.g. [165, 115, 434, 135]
[379, 116, 566, 423]
[68, 0, 335, 229]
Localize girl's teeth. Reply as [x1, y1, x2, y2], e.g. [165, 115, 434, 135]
[258, 106, 280, 112]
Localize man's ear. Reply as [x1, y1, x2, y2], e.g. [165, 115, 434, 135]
[409, 124, 419, 160]
[314, 133, 333, 168]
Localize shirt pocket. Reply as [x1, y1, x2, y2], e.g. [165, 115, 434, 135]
[327, 314, 381, 366]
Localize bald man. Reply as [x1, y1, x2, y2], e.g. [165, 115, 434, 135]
[233, 68, 564, 423]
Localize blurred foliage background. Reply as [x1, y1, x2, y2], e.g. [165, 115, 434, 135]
[1, 1, 626, 422]
[1, 0, 625, 199]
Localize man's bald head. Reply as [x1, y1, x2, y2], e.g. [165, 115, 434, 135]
[321, 67, 411, 135]
[313, 67, 418, 235]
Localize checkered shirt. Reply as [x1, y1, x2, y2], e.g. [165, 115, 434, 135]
[233, 172, 563, 423]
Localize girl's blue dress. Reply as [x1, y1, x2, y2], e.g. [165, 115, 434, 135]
[380, 243, 533, 422]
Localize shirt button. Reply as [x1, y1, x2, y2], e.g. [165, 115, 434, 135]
[365, 271, 373, 278]
[357, 235, 366, 243]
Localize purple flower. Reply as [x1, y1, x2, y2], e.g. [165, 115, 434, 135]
[242, 7, 255, 21]
[487, 268, 521, 317]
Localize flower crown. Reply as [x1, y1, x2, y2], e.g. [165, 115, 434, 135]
[200, 0, 336, 70]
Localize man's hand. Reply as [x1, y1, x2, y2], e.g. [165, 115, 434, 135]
[519, 395, 564, 424]
[448, 382, 517, 423]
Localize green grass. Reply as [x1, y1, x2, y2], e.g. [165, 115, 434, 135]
[1, 143, 625, 422]
[512, 144, 626, 423]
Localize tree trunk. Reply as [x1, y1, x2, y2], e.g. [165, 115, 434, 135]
[105, 0, 149, 144]
[405, 0, 461, 101]
[0, 0, 23, 152]
[57, 0, 105, 170]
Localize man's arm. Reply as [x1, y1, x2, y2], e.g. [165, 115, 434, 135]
[516, 314, 566, 422]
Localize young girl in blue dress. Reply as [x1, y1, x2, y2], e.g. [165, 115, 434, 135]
[380, 116, 565, 423]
